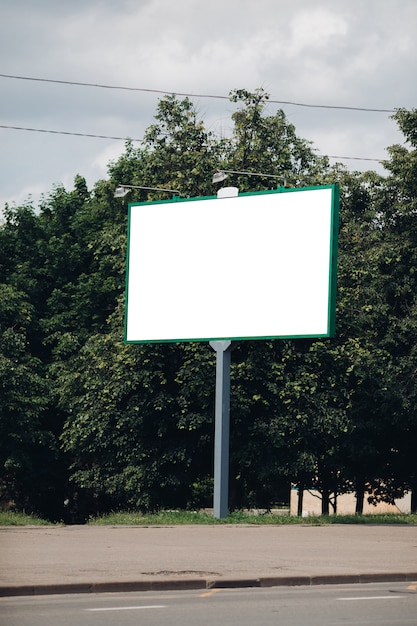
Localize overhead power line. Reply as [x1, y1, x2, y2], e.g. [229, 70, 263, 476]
[326, 154, 383, 162]
[0, 72, 396, 113]
[0, 123, 142, 142]
[0, 123, 385, 162]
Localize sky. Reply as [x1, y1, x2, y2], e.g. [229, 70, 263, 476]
[1, 0, 416, 212]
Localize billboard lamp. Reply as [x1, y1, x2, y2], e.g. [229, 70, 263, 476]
[114, 184, 181, 198]
[212, 169, 286, 186]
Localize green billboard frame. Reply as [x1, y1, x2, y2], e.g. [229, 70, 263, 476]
[124, 185, 339, 344]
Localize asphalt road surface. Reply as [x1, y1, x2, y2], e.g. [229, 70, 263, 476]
[1, 582, 416, 626]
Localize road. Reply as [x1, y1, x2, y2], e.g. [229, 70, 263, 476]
[1, 582, 416, 626]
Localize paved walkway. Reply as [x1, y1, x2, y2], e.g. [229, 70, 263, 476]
[1, 524, 417, 596]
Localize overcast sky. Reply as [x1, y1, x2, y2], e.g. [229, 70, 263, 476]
[1, 0, 416, 212]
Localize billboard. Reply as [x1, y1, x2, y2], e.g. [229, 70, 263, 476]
[125, 185, 339, 343]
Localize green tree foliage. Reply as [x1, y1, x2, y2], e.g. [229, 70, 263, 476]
[223, 88, 329, 191]
[372, 109, 417, 510]
[142, 95, 223, 198]
[59, 302, 216, 513]
[57, 90, 336, 514]
[0, 284, 59, 515]
[2, 92, 417, 518]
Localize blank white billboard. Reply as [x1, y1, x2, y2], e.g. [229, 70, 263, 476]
[125, 185, 339, 343]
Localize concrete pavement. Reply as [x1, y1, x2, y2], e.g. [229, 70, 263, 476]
[1, 523, 417, 596]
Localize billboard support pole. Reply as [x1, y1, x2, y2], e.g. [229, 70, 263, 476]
[210, 340, 234, 519]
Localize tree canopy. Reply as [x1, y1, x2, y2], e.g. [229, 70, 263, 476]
[1, 90, 416, 519]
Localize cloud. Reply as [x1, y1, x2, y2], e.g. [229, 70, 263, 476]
[287, 8, 348, 57]
[1, 0, 416, 212]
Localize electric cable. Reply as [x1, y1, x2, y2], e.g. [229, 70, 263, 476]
[0, 73, 396, 113]
[0, 123, 385, 162]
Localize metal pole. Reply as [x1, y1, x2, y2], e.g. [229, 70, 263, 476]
[210, 340, 233, 519]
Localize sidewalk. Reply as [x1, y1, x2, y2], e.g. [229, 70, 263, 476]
[1, 524, 417, 596]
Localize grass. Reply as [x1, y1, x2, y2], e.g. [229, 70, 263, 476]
[2, 509, 416, 526]
[89, 510, 292, 526]
[0, 510, 55, 526]
[87, 510, 417, 526]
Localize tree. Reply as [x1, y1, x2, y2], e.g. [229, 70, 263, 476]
[56, 89, 335, 515]
[59, 301, 216, 513]
[5, 89, 417, 519]
[372, 108, 417, 511]
[0, 284, 62, 516]
[141, 95, 223, 198]
[220, 88, 329, 191]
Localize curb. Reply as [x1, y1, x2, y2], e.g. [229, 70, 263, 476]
[1, 572, 417, 597]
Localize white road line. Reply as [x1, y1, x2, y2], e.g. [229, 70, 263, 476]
[338, 596, 404, 601]
[86, 605, 166, 611]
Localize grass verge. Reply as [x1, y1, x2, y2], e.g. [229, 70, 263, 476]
[2, 510, 416, 526]
[0, 511, 54, 526]
[88, 510, 417, 526]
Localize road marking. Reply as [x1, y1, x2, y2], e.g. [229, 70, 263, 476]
[338, 596, 404, 601]
[408, 583, 417, 591]
[86, 605, 166, 611]
[200, 589, 221, 598]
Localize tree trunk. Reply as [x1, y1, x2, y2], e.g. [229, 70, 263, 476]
[297, 484, 304, 517]
[355, 482, 365, 515]
[321, 490, 330, 515]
